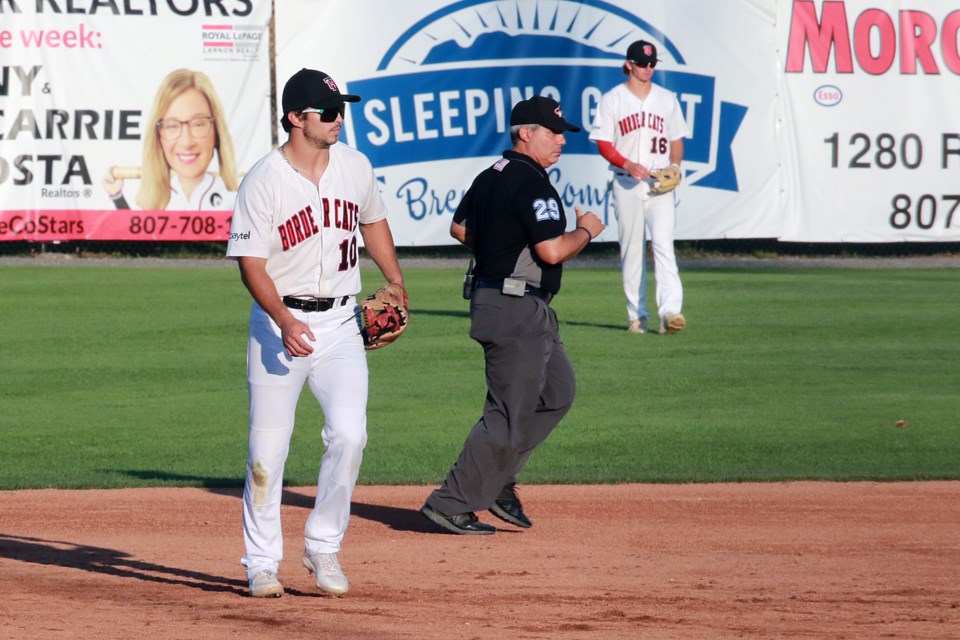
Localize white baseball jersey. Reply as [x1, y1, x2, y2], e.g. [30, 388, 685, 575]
[226, 143, 387, 298]
[589, 83, 689, 172]
[168, 172, 236, 210]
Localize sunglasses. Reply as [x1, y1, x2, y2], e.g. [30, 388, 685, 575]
[630, 60, 657, 69]
[300, 105, 345, 122]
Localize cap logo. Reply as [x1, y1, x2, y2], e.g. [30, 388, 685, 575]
[324, 77, 338, 91]
[643, 45, 653, 57]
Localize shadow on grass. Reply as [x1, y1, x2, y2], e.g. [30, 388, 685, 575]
[407, 308, 469, 319]
[396, 306, 627, 332]
[562, 319, 632, 331]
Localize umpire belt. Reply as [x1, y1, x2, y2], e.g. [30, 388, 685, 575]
[475, 280, 553, 303]
[282, 295, 350, 312]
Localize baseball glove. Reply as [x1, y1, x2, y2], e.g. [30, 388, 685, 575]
[360, 283, 409, 350]
[649, 166, 681, 196]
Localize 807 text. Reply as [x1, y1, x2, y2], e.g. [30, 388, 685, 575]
[128, 215, 227, 236]
[889, 194, 960, 230]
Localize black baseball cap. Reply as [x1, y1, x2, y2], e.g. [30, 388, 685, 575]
[626, 40, 659, 65]
[509, 96, 580, 133]
[281, 68, 360, 115]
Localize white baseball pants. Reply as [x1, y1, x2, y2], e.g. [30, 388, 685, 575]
[612, 174, 683, 323]
[240, 300, 367, 579]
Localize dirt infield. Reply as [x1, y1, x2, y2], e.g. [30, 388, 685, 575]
[2, 483, 958, 639]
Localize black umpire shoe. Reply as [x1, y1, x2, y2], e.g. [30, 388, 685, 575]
[420, 503, 496, 535]
[488, 483, 532, 528]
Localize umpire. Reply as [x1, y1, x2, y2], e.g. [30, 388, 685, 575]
[421, 96, 605, 535]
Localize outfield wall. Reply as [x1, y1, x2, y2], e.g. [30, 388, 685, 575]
[2, 1, 958, 245]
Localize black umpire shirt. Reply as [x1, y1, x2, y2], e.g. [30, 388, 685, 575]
[453, 150, 568, 294]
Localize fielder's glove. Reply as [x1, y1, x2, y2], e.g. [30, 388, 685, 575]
[360, 283, 409, 350]
[648, 165, 681, 196]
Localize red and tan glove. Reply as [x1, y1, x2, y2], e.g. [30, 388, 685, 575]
[360, 283, 409, 350]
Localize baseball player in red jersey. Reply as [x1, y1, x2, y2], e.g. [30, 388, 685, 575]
[226, 68, 404, 598]
[589, 40, 689, 335]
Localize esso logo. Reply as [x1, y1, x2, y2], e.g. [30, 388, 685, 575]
[814, 85, 842, 107]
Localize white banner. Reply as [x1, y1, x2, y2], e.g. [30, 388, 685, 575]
[778, 0, 960, 241]
[8, 1, 948, 244]
[0, 1, 272, 241]
[276, 0, 780, 246]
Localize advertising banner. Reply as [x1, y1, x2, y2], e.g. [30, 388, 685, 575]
[0, 0, 273, 242]
[779, 0, 960, 241]
[275, 0, 780, 246]
[11, 1, 952, 246]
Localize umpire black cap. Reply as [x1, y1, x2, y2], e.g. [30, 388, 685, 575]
[509, 96, 580, 133]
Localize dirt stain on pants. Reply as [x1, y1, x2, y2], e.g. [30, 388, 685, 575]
[251, 461, 268, 508]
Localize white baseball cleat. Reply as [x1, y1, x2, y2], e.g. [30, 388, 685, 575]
[302, 551, 349, 596]
[659, 313, 686, 335]
[627, 318, 647, 334]
[248, 569, 284, 598]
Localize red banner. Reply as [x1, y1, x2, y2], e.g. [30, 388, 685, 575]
[0, 210, 233, 242]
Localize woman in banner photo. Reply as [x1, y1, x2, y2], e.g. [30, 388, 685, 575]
[102, 68, 240, 211]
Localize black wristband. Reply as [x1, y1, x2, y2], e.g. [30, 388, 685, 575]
[576, 226, 593, 242]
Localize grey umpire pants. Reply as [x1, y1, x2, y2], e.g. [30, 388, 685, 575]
[427, 287, 576, 516]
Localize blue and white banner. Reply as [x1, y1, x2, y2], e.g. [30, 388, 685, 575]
[277, 0, 960, 245]
[5, 0, 957, 244]
[277, 0, 776, 245]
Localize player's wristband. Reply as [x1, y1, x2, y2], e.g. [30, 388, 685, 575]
[576, 226, 594, 242]
[669, 163, 681, 170]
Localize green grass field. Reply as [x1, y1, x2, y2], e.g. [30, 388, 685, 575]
[1, 261, 957, 490]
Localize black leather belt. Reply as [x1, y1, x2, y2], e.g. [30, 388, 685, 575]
[475, 279, 553, 302]
[282, 295, 349, 312]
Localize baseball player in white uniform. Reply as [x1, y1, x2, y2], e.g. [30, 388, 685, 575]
[226, 68, 404, 598]
[589, 40, 689, 335]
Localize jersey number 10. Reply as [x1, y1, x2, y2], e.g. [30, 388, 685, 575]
[338, 236, 358, 271]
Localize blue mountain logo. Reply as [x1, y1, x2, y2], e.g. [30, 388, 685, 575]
[348, 0, 744, 192]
